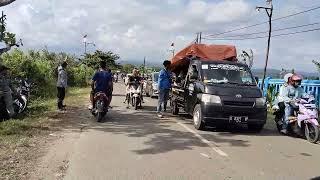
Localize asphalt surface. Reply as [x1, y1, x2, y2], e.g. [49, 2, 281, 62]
[36, 83, 320, 180]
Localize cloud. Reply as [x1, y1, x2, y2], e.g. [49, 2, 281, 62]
[206, 0, 252, 24]
[1, 0, 319, 71]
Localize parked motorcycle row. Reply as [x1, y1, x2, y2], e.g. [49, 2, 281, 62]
[0, 79, 31, 120]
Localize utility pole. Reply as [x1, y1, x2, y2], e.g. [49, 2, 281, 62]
[196, 33, 199, 44]
[83, 34, 95, 54]
[84, 42, 87, 54]
[143, 56, 146, 77]
[199, 32, 202, 44]
[257, 0, 273, 92]
[169, 42, 175, 58]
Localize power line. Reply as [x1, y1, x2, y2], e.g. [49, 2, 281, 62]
[202, 27, 320, 41]
[203, 5, 320, 37]
[208, 22, 320, 38]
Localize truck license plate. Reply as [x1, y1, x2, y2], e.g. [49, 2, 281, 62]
[229, 116, 248, 123]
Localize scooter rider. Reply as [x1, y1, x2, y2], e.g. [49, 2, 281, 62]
[90, 61, 113, 111]
[0, 64, 15, 118]
[273, 73, 293, 111]
[128, 69, 144, 103]
[278, 74, 309, 134]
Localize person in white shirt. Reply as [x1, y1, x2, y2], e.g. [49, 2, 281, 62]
[56, 62, 68, 111]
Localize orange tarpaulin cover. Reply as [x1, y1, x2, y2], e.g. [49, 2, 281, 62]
[170, 44, 237, 74]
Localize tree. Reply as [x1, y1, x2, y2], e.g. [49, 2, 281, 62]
[82, 50, 120, 70]
[0, 0, 15, 7]
[0, 11, 19, 56]
[122, 64, 135, 73]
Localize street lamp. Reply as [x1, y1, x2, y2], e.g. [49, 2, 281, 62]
[167, 42, 175, 59]
[83, 34, 96, 54]
[256, 0, 273, 93]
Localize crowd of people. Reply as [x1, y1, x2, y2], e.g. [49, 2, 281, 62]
[0, 58, 311, 126]
[56, 59, 174, 118]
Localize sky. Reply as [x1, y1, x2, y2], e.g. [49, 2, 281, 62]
[1, 0, 320, 72]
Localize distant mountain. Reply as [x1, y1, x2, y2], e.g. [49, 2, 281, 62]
[118, 61, 319, 79]
[251, 69, 282, 78]
[118, 60, 161, 67]
[252, 68, 319, 79]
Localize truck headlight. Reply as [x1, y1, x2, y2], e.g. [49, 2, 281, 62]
[201, 94, 221, 104]
[255, 97, 266, 107]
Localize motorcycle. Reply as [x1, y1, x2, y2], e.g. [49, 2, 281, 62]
[13, 79, 31, 113]
[128, 83, 142, 110]
[274, 97, 319, 143]
[92, 92, 109, 122]
[0, 79, 31, 120]
[113, 74, 119, 83]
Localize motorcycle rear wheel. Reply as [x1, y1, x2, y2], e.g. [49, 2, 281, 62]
[96, 112, 106, 122]
[135, 97, 139, 110]
[305, 123, 320, 143]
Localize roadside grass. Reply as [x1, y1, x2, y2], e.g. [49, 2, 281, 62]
[265, 111, 276, 129]
[0, 87, 90, 146]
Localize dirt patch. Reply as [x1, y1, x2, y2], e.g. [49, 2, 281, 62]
[0, 132, 56, 179]
[0, 88, 91, 180]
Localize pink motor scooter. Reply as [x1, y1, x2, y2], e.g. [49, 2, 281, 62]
[274, 97, 319, 143]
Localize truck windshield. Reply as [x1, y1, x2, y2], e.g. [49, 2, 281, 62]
[201, 63, 255, 85]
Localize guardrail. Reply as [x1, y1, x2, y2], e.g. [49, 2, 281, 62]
[258, 77, 320, 107]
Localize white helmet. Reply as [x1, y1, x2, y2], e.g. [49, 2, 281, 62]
[283, 73, 293, 83]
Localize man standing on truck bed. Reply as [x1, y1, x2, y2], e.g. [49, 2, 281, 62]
[157, 60, 172, 118]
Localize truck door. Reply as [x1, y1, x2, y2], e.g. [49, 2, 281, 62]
[184, 64, 200, 114]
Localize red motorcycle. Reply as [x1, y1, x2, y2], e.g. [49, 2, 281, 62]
[92, 92, 109, 122]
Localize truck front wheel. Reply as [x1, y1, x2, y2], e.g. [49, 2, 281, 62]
[193, 104, 206, 130]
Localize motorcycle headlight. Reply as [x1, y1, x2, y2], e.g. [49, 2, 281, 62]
[201, 94, 221, 104]
[255, 97, 266, 107]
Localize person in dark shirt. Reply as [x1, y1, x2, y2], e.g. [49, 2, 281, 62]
[129, 69, 142, 84]
[90, 61, 113, 110]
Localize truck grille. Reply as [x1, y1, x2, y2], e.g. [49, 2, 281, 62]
[223, 101, 254, 107]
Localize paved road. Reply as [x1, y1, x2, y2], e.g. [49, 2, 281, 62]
[35, 83, 320, 180]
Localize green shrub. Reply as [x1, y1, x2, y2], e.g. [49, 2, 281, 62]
[266, 85, 278, 107]
[1, 49, 94, 98]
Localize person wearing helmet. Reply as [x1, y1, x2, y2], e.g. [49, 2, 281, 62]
[272, 73, 293, 111]
[0, 64, 15, 118]
[279, 73, 308, 134]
